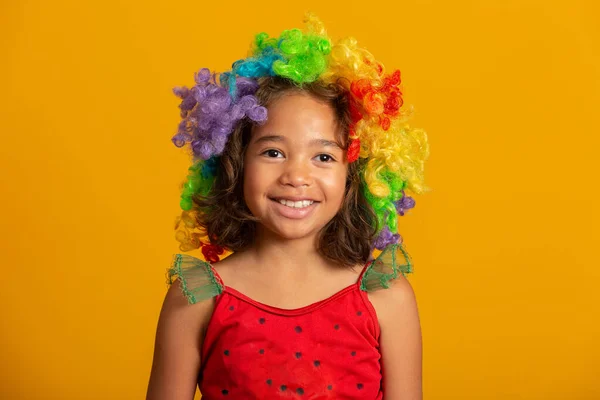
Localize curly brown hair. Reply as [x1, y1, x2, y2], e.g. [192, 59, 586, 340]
[192, 76, 377, 267]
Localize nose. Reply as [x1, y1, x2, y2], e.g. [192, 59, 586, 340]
[279, 159, 313, 188]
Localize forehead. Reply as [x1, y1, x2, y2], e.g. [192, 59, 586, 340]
[251, 93, 340, 142]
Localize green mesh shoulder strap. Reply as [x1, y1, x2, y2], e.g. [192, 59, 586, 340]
[360, 243, 413, 292]
[166, 254, 224, 305]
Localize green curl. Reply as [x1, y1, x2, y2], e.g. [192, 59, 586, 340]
[254, 32, 279, 51]
[179, 160, 216, 211]
[362, 169, 407, 233]
[252, 28, 331, 84]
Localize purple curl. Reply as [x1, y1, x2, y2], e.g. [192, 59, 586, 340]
[394, 191, 416, 216]
[373, 226, 402, 250]
[171, 68, 268, 160]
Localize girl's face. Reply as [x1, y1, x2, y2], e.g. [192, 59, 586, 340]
[243, 92, 348, 242]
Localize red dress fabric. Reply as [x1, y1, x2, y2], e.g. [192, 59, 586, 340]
[198, 262, 383, 399]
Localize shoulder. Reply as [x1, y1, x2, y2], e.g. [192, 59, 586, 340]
[367, 274, 423, 398]
[159, 279, 216, 342]
[367, 273, 418, 322]
[164, 276, 217, 314]
[167, 253, 225, 304]
[160, 257, 221, 350]
[147, 276, 216, 399]
[162, 254, 220, 341]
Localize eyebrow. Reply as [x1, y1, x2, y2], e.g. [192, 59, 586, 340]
[253, 135, 342, 149]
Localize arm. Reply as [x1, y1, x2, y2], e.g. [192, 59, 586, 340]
[369, 274, 423, 400]
[146, 279, 214, 400]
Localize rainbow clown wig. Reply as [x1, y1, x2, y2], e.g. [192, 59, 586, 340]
[171, 13, 430, 268]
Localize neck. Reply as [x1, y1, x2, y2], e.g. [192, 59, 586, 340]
[244, 227, 331, 276]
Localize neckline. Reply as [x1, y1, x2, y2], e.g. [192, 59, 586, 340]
[209, 261, 372, 317]
[224, 284, 358, 316]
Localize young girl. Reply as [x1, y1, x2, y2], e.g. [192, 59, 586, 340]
[147, 13, 430, 400]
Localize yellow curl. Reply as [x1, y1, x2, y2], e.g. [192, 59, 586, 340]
[320, 36, 383, 86]
[303, 11, 328, 37]
[359, 116, 431, 196]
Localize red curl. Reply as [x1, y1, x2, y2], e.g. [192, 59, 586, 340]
[350, 79, 372, 99]
[380, 116, 391, 131]
[364, 92, 384, 115]
[347, 138, 361, 163]
[202, 243, 225, 263]
[383, 69, 401, 87]
[348, 95, 363, 124]
[384, 91, 403, 116]
[348, 69, 405, 130]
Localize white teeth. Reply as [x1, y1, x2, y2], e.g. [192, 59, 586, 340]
[277, 199, 314, 208]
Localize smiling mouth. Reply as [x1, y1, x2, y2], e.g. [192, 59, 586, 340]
[270, 198, 318, 209]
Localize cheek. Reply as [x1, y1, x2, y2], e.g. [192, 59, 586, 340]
[243, 160, 269, 208]
[322, 168, 348, 206]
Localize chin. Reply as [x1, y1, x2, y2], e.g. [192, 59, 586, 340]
[268, 226, 318, 241]
[260, 219, 323, 242]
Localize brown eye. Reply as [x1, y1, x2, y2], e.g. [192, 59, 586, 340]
[317, 154, 334, 163]
[263, 149, 282, 158]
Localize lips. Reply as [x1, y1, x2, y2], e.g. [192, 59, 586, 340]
[276, 199, 314, 209]
[270, 196, 318, 201]
[268, 197, 320, 219]
[270, 196, 320, 207]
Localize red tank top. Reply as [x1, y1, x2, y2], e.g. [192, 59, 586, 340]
[166, 243, 412, 400]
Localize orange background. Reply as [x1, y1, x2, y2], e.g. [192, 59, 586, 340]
[1, 0, 599, 399]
